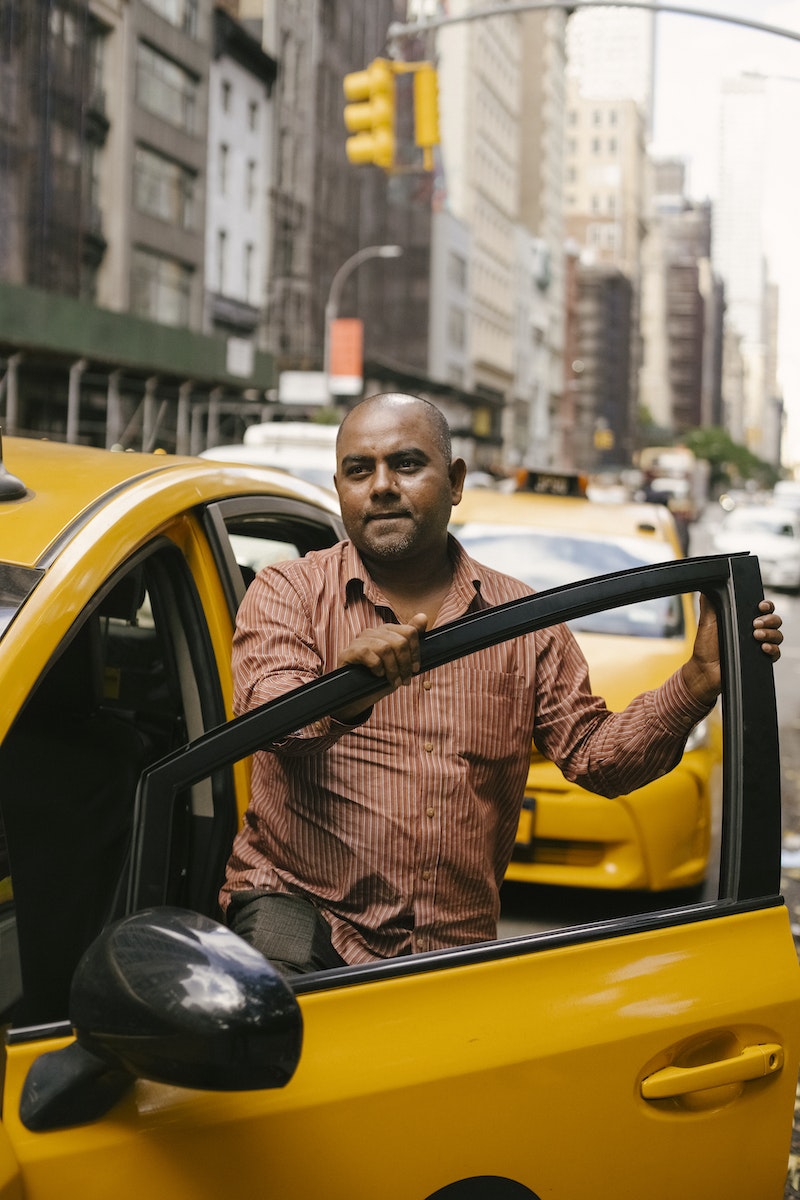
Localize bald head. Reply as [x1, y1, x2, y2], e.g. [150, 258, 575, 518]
[337, 393, 452, 467]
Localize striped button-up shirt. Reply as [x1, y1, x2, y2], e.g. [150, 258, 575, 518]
[220, 538, 710, 962]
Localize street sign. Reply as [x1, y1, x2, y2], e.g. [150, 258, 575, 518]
[329, 318, 364, 395]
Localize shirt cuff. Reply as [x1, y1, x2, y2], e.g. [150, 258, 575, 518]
[654, 668, 716, 737]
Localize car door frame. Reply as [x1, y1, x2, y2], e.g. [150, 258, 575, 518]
[202, 495, 345, 621]
[125, 550, 781, 941]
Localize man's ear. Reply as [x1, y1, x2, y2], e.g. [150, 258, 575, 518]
[449, 457, 468, 505]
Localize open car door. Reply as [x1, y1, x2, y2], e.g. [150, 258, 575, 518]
[2, 553, 798, 1200]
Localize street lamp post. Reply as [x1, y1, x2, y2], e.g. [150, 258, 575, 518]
[324, 244, 403, 404]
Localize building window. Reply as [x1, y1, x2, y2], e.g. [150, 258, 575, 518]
[248, 100, 258, 131]
[221, 79, 231, 111]
[49, 5, 79, 52]
[219, 143, 229, 194]
[87, 21, 106, 107]
[142, 0, 198, 37]
[448, 250, 467, 291]
[245, 159, 256, 209]
[448, 306, 466, 348]
[136, 41, 198, 133]
[131, 247, 192, 327]
[217, 230, 227, 293]
[244, 242, 254, 302]
[133, 145, 195, 229]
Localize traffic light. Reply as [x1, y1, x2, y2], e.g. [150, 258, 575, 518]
[412, 62, 440, 169]
[343, 58, 396, 171]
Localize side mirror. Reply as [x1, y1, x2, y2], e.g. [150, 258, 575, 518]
[21, 908, 302, 1131]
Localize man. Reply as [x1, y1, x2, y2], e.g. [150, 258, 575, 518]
[220, 392, 783, 975]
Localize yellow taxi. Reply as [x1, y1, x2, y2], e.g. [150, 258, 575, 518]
[450, 480, 722, 893]
[0, 439, 797, 1199]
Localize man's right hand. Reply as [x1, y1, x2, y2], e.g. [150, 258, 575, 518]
[333, 612, 428, 723]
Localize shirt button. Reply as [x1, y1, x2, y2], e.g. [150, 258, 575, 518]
[424, 742, 434, 752]
[422, 680, 432, 691]
[426, 807, 435, 817]
[421, 869, 431, 881]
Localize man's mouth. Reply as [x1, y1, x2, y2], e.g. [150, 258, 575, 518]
[366, 511, 411, 522]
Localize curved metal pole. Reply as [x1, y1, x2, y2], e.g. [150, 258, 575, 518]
[388, 1, 800, 50]
[324, 245, 402, 402]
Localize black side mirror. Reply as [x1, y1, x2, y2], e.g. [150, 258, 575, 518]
[21, 908, 303, 1131]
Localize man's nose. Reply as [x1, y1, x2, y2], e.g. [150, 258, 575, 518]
[372, 462, 398, 492]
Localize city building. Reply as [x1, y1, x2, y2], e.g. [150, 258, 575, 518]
[639, 159, 723, 438]
[205, 8, 276, 347]
[436, 2, 521, 425]
[0, 0, 275, 451]
[713, 74, 776, 461]
[561, 5, 655, 467]
[513, 7, 568, 471]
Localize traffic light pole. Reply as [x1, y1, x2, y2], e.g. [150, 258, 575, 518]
[388, 1, 800, 51]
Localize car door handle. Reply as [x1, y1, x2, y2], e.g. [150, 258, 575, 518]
[641, 1043, 784, 1100]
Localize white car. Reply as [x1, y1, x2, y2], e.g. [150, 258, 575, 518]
[201, 422, 338, 492]
[711, 504, 800, 593]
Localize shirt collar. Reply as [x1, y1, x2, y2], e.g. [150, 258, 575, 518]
[341, 536, 489, 621]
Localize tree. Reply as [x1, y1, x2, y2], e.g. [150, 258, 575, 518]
[683, 427, 779, 492]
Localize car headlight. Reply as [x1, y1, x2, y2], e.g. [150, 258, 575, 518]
[685, 716, 711, 754]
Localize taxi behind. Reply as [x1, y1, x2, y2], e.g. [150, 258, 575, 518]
[449, 472, 722, 893]
[0, 439, 796, 1200]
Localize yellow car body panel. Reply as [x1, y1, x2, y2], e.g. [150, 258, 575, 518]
[3, 908, 799, 1200]
[0, 438, 340, 742]
[1, 437, 330, 569]
[450, 488, 721, 891]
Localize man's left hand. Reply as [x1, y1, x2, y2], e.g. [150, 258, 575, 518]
[683, 596, 783, 707]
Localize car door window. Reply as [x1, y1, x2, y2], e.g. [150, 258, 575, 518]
[125, 554, 774, 963]
[202, 496, 344, 620]
[0, 540, 232, 1028]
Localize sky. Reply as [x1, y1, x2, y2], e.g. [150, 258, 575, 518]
[648, 0, 800, 467]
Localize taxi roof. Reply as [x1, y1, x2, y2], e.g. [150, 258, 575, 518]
[0, 436, 341, 570]
[452, 487, 681, 548]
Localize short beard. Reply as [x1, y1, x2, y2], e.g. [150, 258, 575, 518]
[363, 527, 417, 558]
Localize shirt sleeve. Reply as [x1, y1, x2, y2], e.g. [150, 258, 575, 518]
[532, 622, 714, 798]
[232, 566, 366, 755]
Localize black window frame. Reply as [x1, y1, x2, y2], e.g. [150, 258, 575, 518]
[124, 552, 781, 994]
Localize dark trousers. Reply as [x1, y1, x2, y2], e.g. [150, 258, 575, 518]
[226, 890, 347, 977]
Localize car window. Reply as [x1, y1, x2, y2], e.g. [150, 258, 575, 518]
[203, 496, 344, 618]
[453, 522, 685, 637]
[0, 541, 233, 1027]
[0, 563, 45, 642]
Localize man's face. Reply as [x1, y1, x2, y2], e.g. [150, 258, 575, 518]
[334, 401, 465, 565]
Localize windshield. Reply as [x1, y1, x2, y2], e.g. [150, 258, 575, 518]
[452, 524, 684, 638]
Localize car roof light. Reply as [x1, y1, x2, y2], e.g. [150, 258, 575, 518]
[514, 469, 588, 498]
